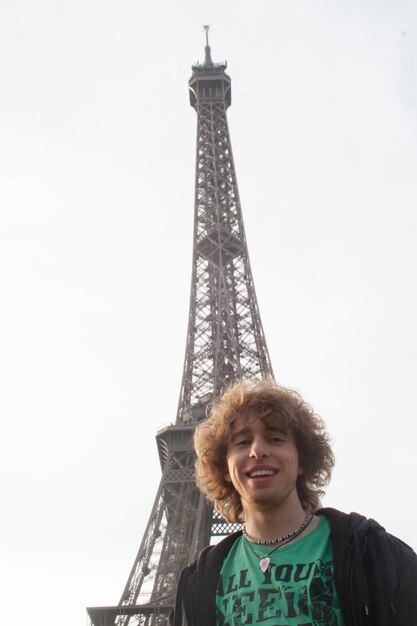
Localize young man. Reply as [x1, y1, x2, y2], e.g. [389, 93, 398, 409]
[172, 379, 417, 626]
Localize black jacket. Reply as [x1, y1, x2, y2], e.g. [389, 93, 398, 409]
[172, 508, 417, 626]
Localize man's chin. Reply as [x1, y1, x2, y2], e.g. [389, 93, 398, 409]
[250, 494, 284, 509]
[247, 490, 295, 511]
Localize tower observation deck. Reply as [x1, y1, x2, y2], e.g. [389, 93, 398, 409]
[87, 30, 274, 626]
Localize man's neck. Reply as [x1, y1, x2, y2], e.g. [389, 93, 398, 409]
[243, 501, 310, 543]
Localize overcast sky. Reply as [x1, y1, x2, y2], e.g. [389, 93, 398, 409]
[1, 1, 416, 626]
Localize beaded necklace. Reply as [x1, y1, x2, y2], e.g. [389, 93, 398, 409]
[243, 510, 313, 572]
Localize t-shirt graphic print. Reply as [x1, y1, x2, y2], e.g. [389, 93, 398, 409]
[216, 516, 344, 626]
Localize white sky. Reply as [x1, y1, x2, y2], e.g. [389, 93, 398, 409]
[1, 1, 416, 625]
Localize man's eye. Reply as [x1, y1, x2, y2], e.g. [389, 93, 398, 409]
[235, 439, 250, 446]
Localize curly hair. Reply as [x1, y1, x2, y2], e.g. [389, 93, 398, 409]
[194, 379, 334, 523]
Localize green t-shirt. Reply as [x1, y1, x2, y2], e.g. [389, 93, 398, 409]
[216, 516, 345, 626]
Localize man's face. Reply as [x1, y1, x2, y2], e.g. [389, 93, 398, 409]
[225, 416, 303, 515]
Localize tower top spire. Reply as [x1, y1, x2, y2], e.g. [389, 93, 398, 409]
[191, 25, 227, 73]
[203, 24, 213, 66]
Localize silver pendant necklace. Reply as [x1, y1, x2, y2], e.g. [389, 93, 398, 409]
[243, 511, 313, 573]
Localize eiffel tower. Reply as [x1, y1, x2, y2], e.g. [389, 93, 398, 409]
[87, 28, 274, 626]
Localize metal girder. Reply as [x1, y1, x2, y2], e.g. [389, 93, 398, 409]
[177, 60, 273, 425]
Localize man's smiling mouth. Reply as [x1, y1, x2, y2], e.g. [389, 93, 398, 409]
[247, 468, 277, 478]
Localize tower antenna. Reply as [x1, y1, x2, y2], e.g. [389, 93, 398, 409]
[203, 24, 213, 65]
[203, 24, 210, 46]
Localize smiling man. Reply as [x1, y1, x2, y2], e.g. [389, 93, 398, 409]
[171, 379, 417, 626]
[226, 418, 305, 519]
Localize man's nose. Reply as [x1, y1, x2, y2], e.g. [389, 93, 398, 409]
[249, 437, 269, 459]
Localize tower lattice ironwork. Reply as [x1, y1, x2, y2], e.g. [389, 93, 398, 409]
[87, 30, 274, 626]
